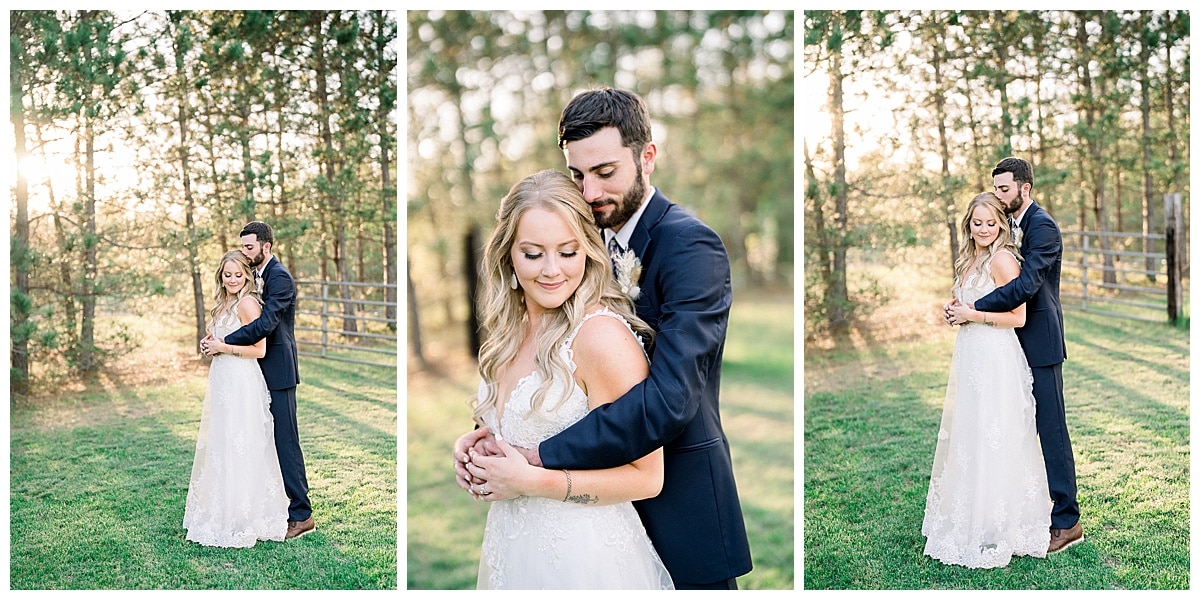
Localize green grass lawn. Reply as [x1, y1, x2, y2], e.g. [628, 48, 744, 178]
[10, 347, 398, 590]
[406, 288, 795, 589]
[804, 291, 1189, 589]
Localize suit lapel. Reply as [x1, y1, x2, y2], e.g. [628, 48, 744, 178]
[628, 189, 669, 259]
[1021, 201, 1039, 229]
[1019, 201, 1040, 252]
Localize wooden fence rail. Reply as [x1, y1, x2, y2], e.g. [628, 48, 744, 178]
[1059, 194, 1187, 324]
[295, 280, 397, 369]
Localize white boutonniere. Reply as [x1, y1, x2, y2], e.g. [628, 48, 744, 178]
[613, 249, 642, 300]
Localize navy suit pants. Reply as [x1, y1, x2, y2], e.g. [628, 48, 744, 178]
[270, 387, 312, 521]
[1031, 364, 1079, 530]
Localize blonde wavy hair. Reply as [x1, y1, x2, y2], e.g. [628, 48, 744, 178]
[473, 169, 654, 424]
[953, 192, 1023, 292]
[209, 250, 263, 327]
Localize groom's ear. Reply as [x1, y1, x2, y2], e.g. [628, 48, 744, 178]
[640, 141, 657, 177]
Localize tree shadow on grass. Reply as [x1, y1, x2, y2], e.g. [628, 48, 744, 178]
[11, 370, 397, 589]
[804, 316, 1188, 589]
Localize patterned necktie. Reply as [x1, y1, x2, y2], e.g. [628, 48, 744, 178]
[607, 236, 624, 275]
[1010, 217, 1023, 245]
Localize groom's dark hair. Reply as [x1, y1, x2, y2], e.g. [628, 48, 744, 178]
[240, 221, 274, 247]
[993, 157, 1034, 188]
[558, 88, 652, 157]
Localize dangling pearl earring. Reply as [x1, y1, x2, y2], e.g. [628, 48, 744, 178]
[510, 272, 519, 290]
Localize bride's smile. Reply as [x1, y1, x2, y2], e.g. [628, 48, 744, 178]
[510, 207, 585, 317]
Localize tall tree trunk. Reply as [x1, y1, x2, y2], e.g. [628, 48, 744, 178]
[804, 138, 832, 319]
[993, 13, 1014, 157]
[930, 23, 958, 277]
[827, 45, 849, 331]
[171, 18, 208, 350]
[81, 115, 98, 372]
[312, 12, 358, 334]
[376, 9, 398, 330]
[238, 102, 256, 223]
[274, 126, 290, 268]
[11, 60, 32, 393]
[380, 104, 397, 332]
[407, 257, 427, 369]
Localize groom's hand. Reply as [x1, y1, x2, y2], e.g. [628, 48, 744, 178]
[509, 444, 542, 468]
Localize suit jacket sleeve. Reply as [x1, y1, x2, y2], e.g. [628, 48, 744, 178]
[539, 221, 731, 471]
[223, 267, 292, 346]
[975, 215, 1059, 313]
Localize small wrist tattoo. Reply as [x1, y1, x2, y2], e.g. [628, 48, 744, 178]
[565, 492, 599, 505]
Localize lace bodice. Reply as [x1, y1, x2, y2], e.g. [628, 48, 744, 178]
[953, 251, 1017, 306]
[478, 307, 641, 449]
[210, 306, 259, 366]
[475, 307, 672, 589]
[212, 308, 241, 339]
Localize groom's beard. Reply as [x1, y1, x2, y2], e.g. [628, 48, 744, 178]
[592, 162, 645, 231]
[1002, 194, 1023, 215]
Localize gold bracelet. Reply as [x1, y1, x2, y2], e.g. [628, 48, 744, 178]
[562, 469, 572, 502]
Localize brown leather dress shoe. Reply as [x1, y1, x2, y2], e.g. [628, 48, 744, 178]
[286, 516, 316, 539]
[1047, 521, 1083, 554]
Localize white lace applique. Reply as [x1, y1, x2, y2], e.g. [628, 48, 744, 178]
[476, 307, 672, 589]
[923, 257, 1049, 568]
[183, 310, 288, 547]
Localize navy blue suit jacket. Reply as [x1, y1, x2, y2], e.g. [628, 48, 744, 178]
[539, 190, 753, 584]
[974, 201, 1067, 367]
[224, 256, 300, 390]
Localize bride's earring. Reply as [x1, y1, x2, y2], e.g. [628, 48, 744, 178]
[510, 272, 519, 290]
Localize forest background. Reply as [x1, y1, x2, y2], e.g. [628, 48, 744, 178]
[6, 9, 400, 590]
[9, 10, 398, 393]
[804, 10, 1190, 590]
[406, 10, 796, 589]
[805, 10, 1189, 334]
[406, 9, 795, 350]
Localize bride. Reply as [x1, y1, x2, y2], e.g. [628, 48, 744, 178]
[461, 170, 673, 589]
[183, 250, 288, 547]
[926, 192, 1052, 568]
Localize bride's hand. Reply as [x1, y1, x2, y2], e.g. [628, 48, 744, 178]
[943, 299, 961, 326]
[466, 436, 534, 502]
[947, 301, 975, 326]
[453, 427, 491, 493]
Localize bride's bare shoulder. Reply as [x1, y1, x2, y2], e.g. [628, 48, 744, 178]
[991, 249, 1021, 283]
[236, 294, 263, 323]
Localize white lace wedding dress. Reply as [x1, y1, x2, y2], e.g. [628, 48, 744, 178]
[183, 308, 288, 547]
[476, 308, 674, 589]
[922, 255, 1052, 568]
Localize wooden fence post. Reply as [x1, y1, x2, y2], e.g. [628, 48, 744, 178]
[321, 282, 330, 357]
[1081, 234, 1089, 311]
[1165, 193, 1183, 325]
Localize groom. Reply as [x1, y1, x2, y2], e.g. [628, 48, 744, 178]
[455, 88, 753, 589]
[204, 221, 315, 539]
[946, 157, 1083, 553]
